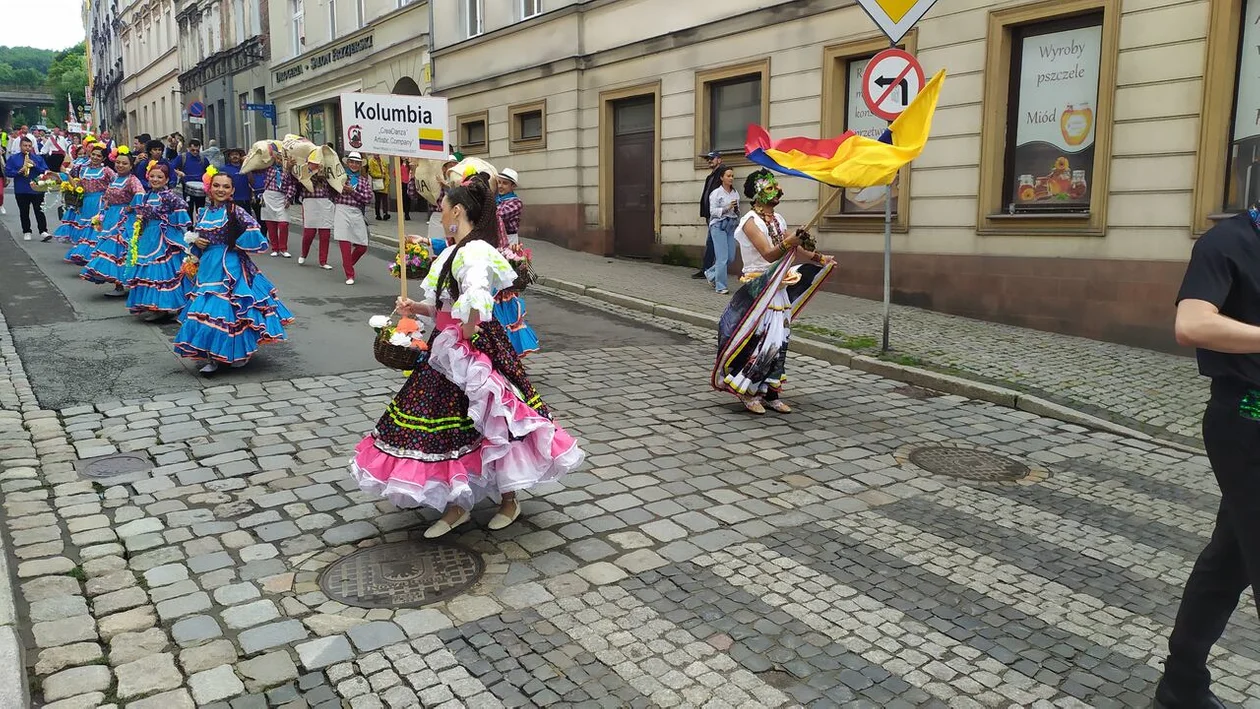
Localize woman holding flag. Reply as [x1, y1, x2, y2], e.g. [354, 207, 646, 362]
[713, 68, 945, 414]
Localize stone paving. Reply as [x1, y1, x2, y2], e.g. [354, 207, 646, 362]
[3, 284, 1260, 708]
[516, 239, 1205, 444]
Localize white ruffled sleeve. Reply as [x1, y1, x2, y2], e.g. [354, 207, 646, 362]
[419, 247, 454, 307]
[451, 240, 517, 325]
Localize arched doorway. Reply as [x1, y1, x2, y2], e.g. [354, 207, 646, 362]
[391, 77, 422, 96]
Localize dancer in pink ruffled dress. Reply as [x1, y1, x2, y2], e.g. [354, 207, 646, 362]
[350, 173, 584, 538]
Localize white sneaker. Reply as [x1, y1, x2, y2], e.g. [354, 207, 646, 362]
[22, 233, 32, 241]
[320, 264, 332, 270]
[1, 206, 6, 214]
[297, 257, 306, 265]
[345, 278, 355, 285]
[281, 252, 292, 258]
[270, 251, 278, 257]
[199, 362, 220, 375]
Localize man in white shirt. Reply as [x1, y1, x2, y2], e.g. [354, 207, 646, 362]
[7, 127, 26, 157]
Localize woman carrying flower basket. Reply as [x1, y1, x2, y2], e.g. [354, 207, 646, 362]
[492, 168, 540, 356]
[172, 168, 294, 375]
[126, 163, 193, 320]
[81, 148, 145, 295]
[61, 144, 114, 264]
[351, 173, 583, 538]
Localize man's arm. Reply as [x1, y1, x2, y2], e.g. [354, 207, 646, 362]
[1175, 299, 1260, 353]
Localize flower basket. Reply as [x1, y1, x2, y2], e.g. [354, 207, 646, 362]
[33, 178, 60, 193]
[373, 331, 425, 371]
[61, 182, 84, 211]
[369, 314, 431, 371]
[390, 238, 432, 281]
[502, 244, 536, 293]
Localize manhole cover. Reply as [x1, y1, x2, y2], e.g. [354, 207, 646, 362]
[906, 446, 1030, 482]
[76, 453, 153, 479]
[319, 540, 485, 609]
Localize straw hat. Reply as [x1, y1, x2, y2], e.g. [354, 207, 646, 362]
[500, 168, 520, 186]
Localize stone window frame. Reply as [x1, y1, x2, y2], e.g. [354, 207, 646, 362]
[975, 0, 1121, 237]
[817, 31, 918, 234]
[1193, 0, 1251, 235]
[456, 111, 489, 156]
[508, 99, 547, 153]
[693, 57, 771, 169]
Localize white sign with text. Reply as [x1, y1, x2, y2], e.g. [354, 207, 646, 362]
[1235, 0, 1260, 141]
[339, 92, 449, 160]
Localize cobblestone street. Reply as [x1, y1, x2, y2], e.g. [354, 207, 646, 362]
[2, 269, 1258, 707]
[511, 240, 1205, 446]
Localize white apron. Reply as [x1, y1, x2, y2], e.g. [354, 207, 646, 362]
[261, 190, 289, 223]
[332, 203, 369, 245]
[427, 211, 444, 242]
[302, 197, 334, 229]
[505, 232, 520, 246]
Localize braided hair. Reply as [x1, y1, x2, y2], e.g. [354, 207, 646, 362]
[432, 172, 500, 307]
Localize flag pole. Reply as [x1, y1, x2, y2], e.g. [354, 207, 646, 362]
[801, 187, 844, 233]
[393, 156, 407, 300]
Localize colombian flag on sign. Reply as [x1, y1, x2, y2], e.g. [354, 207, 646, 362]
[417, 128, 445, 152]
[745, 69, 946, 188]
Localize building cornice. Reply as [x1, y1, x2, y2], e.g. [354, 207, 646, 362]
[178, 35, 269, 92]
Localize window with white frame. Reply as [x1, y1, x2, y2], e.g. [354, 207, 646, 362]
[354, 0, 364, 28]
[521, 0, 541, 19]
[328, 0, 338, 39]
[464, 0, 483, 38]
[291, 0, 305, 56]
[233, 0, 245, 43]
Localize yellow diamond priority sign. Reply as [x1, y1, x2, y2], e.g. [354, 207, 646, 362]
[855, 0, 940, 44]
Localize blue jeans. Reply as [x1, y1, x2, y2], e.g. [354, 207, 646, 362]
[702, 227, 715, 272]
[704, 217, 737, 291]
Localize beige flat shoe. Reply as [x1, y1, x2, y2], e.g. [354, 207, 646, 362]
[740, 395, 766, 415]
[423, 510, 470, 539]
[765, 399, 792, 413]
[487, 501, 520, 531]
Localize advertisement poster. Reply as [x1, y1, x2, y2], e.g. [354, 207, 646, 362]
[1227, 0, 1260, 210]
[340, 92, 448, 160]
[1010, 23, 1102, 210]
[843, 57, 900, 214]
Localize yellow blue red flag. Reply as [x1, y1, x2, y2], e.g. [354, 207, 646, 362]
[745, 69, 946, 188]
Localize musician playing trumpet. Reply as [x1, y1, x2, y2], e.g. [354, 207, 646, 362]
[3, 136, 51, 240]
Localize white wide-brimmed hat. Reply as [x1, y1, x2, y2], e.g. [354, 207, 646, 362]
[500, 168, 520, 186]
[346, 151, 363, 161]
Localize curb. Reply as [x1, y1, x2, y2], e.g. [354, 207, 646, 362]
[0, 310, 34, 709]
[535, 276, 1205, 457]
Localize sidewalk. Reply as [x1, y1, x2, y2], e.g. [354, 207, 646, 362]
[369, 225, 1205, 447]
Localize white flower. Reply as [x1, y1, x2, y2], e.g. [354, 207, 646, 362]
[388, 332, 411, 347]
[183, 232, 199, 245]
[368, 315, 390, 329]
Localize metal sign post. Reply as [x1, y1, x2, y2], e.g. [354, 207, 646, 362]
[863, 47, 926, 353]
[245, 103, 279, 140]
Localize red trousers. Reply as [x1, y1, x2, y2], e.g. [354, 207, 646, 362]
[301, 228, 330, 264]
[339, 241, 368, 279]
[263, 221, 288, 252]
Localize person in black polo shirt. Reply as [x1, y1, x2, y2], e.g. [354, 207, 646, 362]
[692, 150, 724, 280]
[1159, 206, 1260, 709]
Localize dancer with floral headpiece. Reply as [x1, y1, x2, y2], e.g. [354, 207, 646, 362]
[61, 142, 115, 264]
[81, 146, 145, 296]
[126, 162, 193, 321]
[712, 169, 836, 415]
[172, 167, 294, 374]
[350, 172, 583, 539]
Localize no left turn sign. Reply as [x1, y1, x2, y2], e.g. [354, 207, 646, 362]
[862, 48, 926, 122]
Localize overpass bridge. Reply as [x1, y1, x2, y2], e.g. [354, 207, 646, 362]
[0, 86, 58, 128]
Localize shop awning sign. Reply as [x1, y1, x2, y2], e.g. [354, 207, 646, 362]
[854, 0, 939, 44]
[340, 92, 448, 160]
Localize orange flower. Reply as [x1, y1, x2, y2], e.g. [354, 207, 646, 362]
[411, 340, 429, 351]
[396, 317, 420, 334]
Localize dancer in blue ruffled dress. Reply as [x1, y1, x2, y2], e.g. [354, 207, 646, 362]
[126, 163, 192, 321]
[51, 141, 94, 244]
[81, 148, 145, 296]
[173, 169, 294, 375]
[491, 168, 540, 357]
[61, 144, 115, 265]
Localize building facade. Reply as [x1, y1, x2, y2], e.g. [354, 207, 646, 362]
[266, 0, 432, 152]
[120, 0, 182, 142]
[88, 0, 126, 133]
[427, 0, 1255, 351]
[175, 0, 273, 149]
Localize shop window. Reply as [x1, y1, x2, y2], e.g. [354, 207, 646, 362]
[818, 33, 917, 233]
[976, 0, 1119, 236]
[1194, 0, 1260, 233]
[457, 111, 489, 155]
[464, 0, 483, 38]
[521, 0, 541, 19]
[693, 58, 770, 167]
[509, 100, 546, 152]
